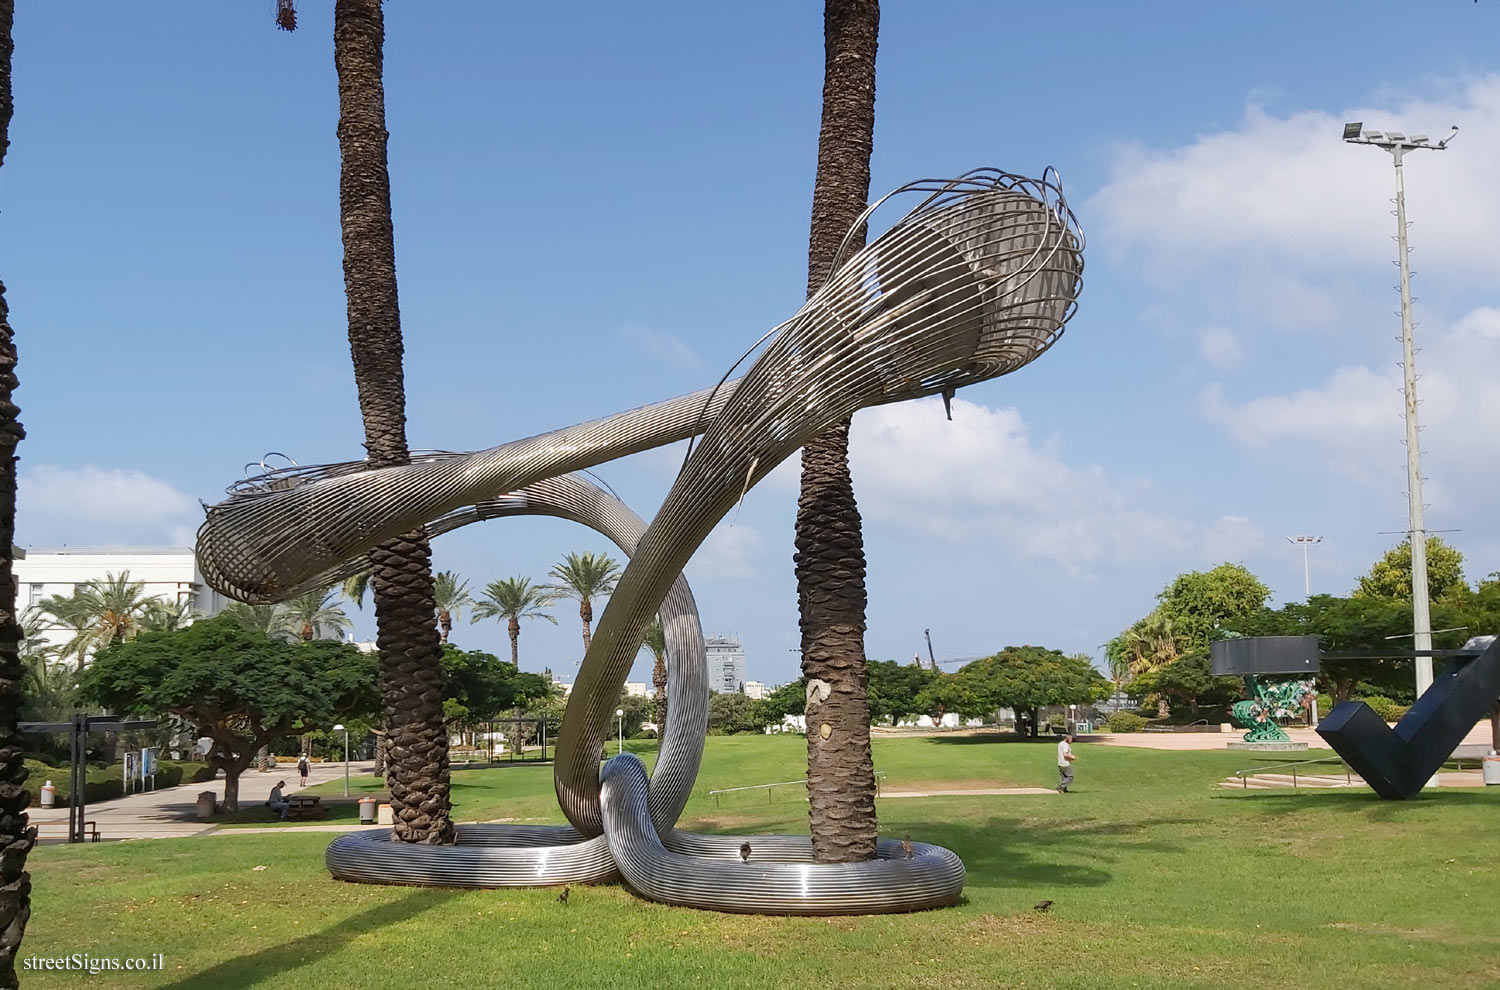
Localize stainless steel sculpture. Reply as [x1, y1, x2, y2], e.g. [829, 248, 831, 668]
[205, 169, 1084, 915]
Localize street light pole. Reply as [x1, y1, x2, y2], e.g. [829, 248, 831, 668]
[615, 708, 624, 756]
[1287, 535, 1323, 598]
[333, 723, 349, 797]
[1343, 121, 1456, 705]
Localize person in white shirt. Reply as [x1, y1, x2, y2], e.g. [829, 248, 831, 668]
[1056, 733, 1077, 794]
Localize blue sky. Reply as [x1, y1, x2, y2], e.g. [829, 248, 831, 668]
[6, 2, 1500, 686]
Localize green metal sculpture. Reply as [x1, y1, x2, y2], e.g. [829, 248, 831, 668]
[1232, 677, 1315, 743]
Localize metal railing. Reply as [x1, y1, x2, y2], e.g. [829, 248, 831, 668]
[710, 772, 886, 807]
[1234, 755, 1354, 790]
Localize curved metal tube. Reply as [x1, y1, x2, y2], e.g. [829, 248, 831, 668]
[207, 170, 1084, 914]
[604, 755, 965, 914]
[326, 472, 707, 886]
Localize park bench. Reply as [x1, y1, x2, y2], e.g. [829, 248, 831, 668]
[284, 795, 325, 821]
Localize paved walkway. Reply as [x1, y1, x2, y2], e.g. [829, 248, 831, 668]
[881, 787, 1056, 798]
[29, 759, 378, 843]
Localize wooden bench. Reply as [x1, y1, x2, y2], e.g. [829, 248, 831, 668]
[284, 795, 325, 821]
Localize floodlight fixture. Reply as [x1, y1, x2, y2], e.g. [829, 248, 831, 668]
[1342, 121, 1362, 140]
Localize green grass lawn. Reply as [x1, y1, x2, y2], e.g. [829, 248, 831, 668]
[19, 734, 1500, 989]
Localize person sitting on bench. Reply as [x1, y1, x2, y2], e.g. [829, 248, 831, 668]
[267, 780, 290, 820]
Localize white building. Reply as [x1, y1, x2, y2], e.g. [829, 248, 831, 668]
[15, 547, 230, 658]
[624, 682, 649, 698]
[705, 635, 746, 694]
[742, 680, 769, 700]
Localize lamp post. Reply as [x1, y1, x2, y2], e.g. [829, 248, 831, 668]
[333, 723, 349, 797]
[1343, 121, 1456, 708]
[1287, 535, 1323, 598]
[615, 708, 624, 756]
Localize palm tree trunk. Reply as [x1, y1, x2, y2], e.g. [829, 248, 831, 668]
[508, 618, 520, 666]
[334, 0, 452, 844]
[0, 7, 35, 981]
[652, 652, 668, 726]
[579, 598, 592, 653]
[795, 0, 880, 865]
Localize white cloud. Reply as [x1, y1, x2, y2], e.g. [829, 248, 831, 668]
[619, 324, 699, 367]
[830, 397, 1263, 574]
[17, 465, 200, 546]
[1200, 306, 1500, 505]
[1088, 77, 1500, 277]
[1199, 326, 1244, 369]
[687, 521, 763, 580]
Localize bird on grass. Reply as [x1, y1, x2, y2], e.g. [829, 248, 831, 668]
[901, 835, 914, 860]
[557, 886, 571, 905]
[739, 842, 752, 863]
[1033, 900, 1053, 913]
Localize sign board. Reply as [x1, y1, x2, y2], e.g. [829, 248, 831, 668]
[1210, 635, 1320, 675]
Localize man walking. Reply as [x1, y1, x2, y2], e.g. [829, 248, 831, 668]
[1057, 732, 1077, 794]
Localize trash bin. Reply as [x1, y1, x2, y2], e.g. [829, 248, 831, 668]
[195, 791, 218, 820]
[39, 780, 56, 808]
[359, 797, 377, 824]
[377, 803, 394, 825]
[1484, 750, 1500, 786]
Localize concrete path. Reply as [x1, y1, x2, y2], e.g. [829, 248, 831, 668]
[881, 787, 1056, 798]
[29, 759, 378, 843]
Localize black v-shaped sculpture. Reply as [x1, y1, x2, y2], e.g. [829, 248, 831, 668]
[1318, 638, 1500, 799]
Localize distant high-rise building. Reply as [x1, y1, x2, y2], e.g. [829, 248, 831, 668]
[705, 635, 746, 694]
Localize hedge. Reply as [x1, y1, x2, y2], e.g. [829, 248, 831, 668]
[1104, 711, 1148, 733]
[22, 759, 213, 806]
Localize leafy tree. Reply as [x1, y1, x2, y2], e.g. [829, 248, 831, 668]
[956, 647, 1107, 738]
[441, 646, 551, 722]
[472, 577, 556, 666]
[911, 676, 982, 725]
[1133, 651, 1240, 718]
[752, 680, 806, 727]
[1155, 563, 1271, 655]
[866, 660, 938, 722]
[795, 0, 882, 864]
[1355, 536, 1466, 602]
[432, 571, 473, 645]
[614, 693, 655, 740]
[546, 551, 621, 653]
[708, 692, 764, 735]
[78, 617, 377, 810]
[1230, 593, 1473, 703]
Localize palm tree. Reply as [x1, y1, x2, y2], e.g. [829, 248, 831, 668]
[1119, 612, 1182, 718]
[33, 591, 96, 672]
[794, 0, 881, 864]
[36, 572, 155, 668]
[340, 568, 370, 610]
[643, 617, 668, 726]
[432, 571, 473, 645]
[0, 2, 39, 975]
[140, 597, 197, 634]
[327, 0, 453, 843]
[546, 551, 621, 654]
[282, 588, 353, 642]
[75, 571, 154, 648]
[472, 578, 556, 666]
[221, 602, 297, 641]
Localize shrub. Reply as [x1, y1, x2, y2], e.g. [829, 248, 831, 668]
[1105, 711, 1148, 733]
[1316, 694, 1332, 718]
[191, 765, 217, 783]
[1358, 695, 1405, 723]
